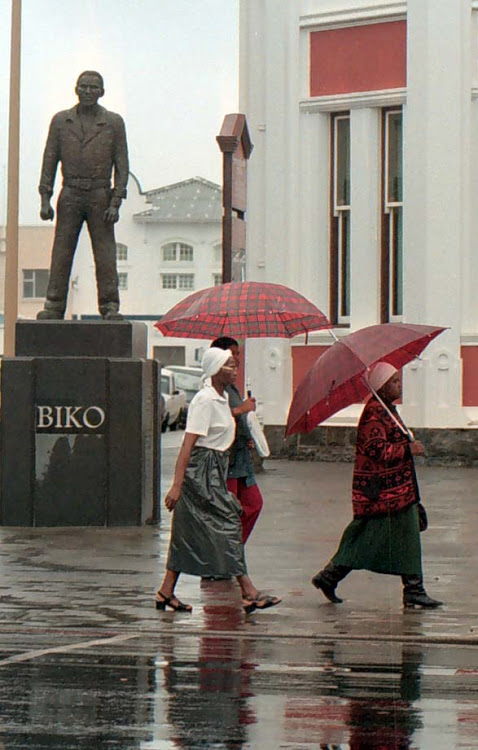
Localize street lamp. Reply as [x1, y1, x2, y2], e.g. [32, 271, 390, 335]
[4, 0, 22, 356]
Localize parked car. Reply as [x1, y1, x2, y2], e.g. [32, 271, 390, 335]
[166, 365, 203, 406]
[160, 368, 187, 432]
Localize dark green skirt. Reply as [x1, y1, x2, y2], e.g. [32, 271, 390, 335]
[167, 447, 247, 578]
[332, 503, 422, 576]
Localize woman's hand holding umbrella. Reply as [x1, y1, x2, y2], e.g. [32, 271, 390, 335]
[410, 440, 425, 456]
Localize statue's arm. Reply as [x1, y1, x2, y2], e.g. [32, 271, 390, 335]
[38, 115, 60, 221]
[112, 116, 129, 203]
[104, 115, 129, 224]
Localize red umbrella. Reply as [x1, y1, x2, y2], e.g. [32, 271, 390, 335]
[286, 323, 446, 436]
[155, 281, 331, 339]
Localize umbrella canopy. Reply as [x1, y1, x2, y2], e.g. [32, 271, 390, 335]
[155, 281, 331, 339]
[286, 323, 446, 436]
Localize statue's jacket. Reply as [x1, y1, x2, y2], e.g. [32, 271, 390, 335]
[38, 104, 129, 201]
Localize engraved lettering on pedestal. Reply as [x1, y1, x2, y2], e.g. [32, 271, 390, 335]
[82, 406, 106, 429]
[36, 406, 106, 432]
[37, 406, 54, 429]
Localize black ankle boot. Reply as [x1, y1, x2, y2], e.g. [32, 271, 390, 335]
[311, 563, 351, 603]
[402, 575, 443, 608]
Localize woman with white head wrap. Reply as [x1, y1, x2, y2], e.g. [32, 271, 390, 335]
[155, 348, 281, 614]
[311, 362, 443, 609]
[211, 336, 264, 545]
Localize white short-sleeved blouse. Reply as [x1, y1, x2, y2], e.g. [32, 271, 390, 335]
[185, 384, 235, 451]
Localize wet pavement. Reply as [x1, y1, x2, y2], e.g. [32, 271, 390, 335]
[0, 430, 476, 747]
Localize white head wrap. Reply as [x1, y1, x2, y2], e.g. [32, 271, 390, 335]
[367, 362, 398, 393]
[201, 347, 232, 382]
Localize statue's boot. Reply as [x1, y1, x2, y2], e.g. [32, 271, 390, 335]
[37, 306, 64, 320]
[100, 302, 123, 321]
[103, 311, 124, 320]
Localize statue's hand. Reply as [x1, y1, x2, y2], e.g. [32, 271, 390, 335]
[104, 205, 120, 223]
[40, 198, 54, 221]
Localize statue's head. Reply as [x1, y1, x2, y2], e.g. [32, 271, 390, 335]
[75, 71, 104, 106]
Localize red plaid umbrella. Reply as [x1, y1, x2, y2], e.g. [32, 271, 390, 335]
[286, 323, 446, 436]
[155, 281, 331, 339]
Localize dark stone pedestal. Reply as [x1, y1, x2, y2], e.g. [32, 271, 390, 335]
[15, 319, 147, 358]
[1, 321, 160, 527]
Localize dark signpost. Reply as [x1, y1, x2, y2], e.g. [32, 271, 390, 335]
[216, 114, 253, 283]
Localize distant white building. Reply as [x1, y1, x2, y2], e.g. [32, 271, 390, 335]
[0, 224, 56, 352]
[71, 175, 223, 365]
[240, 0, 478, 430]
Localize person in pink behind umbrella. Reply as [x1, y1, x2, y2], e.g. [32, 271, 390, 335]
[311, 362, 443, 609]
[211, 337, 264, 544]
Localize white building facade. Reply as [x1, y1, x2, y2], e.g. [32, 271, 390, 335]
[240, 0, 478, 430]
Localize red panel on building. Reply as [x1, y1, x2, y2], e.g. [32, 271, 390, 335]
[291, 345, 330, 392]
[461, 346, 478, 406]
[291, 345, 402, 405]
[310, 21, 407, 97]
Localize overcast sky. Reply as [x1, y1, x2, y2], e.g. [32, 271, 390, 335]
[0, 0, 239, 224]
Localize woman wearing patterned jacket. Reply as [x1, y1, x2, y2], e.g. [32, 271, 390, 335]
[311, 362, 443, 609]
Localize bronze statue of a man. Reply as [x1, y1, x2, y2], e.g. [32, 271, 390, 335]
[37, 71, 129, 320]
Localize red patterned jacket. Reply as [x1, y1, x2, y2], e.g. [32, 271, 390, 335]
[352, 397, 420, 518]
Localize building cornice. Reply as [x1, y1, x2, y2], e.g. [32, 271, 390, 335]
[300, 88, 406, 113]
[133, 216, 220, 225]
[300, 2, 407, 30]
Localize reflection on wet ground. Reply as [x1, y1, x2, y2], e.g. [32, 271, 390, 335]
[0, 624, 476, 749]
[0, 450, 476, 747]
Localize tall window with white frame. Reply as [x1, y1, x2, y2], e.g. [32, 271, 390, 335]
[330, 113, 351, 325]
[381, 108, 403, 321]
[116, 242, 128, 262]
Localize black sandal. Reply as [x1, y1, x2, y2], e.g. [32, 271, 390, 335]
[254, 594, 281, 610]
[243, 594, 281, 614]
[155, 591, 192, 612]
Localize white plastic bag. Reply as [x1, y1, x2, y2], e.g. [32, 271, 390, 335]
[246, 411, 270, 458]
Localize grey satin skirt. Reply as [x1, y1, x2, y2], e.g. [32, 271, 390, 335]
[166, 446, 247, 577]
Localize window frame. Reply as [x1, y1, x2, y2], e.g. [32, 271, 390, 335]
[381, 107, 404, 322]
[161, 273, 178, 289]
[116, 242, 128, 262]
[329, 112, 351, 326]
[161, 273, 195, 291]
[178, 243, 193, 262]
[22, 269, 49, 299]
[162, 241, 194, 263]
[177, 273, 194, 291]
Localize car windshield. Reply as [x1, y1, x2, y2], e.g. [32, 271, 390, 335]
[160, 375, 172, 394]
[172, 371, 202, 390]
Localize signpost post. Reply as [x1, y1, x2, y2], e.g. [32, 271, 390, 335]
[216, 114, 253, 283]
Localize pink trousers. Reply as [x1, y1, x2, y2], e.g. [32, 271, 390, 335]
[227, 478, 264, 543]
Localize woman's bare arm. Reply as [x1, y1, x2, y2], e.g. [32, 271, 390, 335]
[164, 432, 199, 511]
